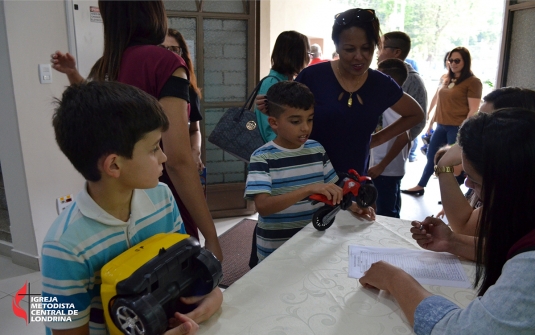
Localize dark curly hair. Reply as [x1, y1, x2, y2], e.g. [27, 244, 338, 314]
[266, 81, 315, 118]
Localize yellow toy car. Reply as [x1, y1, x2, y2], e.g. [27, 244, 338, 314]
[101, 233, 222, 335]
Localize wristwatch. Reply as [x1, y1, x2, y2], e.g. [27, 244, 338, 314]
[434, 165, 454, 176]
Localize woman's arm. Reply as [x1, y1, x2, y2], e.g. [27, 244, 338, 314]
[411, 217, 477, 261]
[371, 93, 424, 149]
[436, 145, 479, 235]
[427, 88, 438, 121]
[50, 51, 85, 84]
[159, 67, 222, 261]
[359, 261, 433, 326]
[188, 121, 204, 171]
[466, 97, 481, 119]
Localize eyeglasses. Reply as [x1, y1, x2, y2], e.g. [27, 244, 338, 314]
[307, 52, 314, 57]
[334, 8, 376, 26]
[448, 58, 461, 64]
[158, 45, 181, 55]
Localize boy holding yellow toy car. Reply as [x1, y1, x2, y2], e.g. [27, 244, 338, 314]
[41, 81, 222, 335]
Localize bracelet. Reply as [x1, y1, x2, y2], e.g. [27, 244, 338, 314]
[434, 165, 454, 176]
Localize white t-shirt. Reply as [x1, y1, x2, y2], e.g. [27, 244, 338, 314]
[369, 108, 408, 177]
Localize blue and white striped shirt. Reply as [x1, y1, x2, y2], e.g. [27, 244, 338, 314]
[41, 182, 184, 334]
[245, 140, 338, 262]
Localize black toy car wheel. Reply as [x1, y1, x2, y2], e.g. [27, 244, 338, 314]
[313, 205, 336, 231]
[111, 295, 167, 335]
[355, 183, 378, 208]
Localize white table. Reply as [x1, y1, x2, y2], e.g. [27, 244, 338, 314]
[200, 212, 477, 335]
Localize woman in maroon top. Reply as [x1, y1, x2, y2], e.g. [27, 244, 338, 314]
[51, 1, 221, 262]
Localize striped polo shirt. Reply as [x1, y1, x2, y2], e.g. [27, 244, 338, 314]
[41, 182, 184, 334]
[245, 140, 338, 262]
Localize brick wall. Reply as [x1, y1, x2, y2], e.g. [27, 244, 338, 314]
[167, 17, 249, 184]
[203, 19, 248, 184]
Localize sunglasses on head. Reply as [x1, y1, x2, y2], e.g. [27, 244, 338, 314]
[448, 58, 461, 64]
[334, 8, 376, 26]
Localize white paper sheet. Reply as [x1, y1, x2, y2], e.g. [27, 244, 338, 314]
[349, 245, 472, 288]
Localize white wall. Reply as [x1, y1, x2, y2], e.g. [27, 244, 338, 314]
[0, 0, 85, 269]
[259, 0, 349, 77]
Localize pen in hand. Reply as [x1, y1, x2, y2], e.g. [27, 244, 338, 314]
[420, 215, 434, 230]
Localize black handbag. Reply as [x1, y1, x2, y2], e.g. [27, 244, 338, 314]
[208, 76, 280, 162]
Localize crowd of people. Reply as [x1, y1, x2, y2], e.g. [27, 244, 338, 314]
[45, 1, 535, 334]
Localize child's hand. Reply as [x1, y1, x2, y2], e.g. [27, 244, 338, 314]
[367, 164, 385, 179]
[166, 312, 199, 335]
[171, 288, 223, 325]
[349, 202, 376, 221]
[309, 183, 343, 205]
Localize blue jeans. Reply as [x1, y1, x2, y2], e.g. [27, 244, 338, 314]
[409, 137, 418, 161]
[418, 124, 460, 188]
[374, 175, 403, 218]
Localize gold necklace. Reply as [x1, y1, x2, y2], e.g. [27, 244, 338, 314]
[337, 65, 364, 107]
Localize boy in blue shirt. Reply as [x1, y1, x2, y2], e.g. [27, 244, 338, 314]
[245, 81, 342, 265]
[42, 81, 222, 335]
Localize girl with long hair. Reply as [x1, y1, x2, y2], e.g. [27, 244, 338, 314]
[360, 108, 535, 334]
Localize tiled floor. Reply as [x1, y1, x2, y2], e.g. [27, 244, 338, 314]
[0, 149, 464, 333]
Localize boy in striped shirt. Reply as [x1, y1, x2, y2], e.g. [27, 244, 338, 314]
[245, 81, 342, 265]
[42, 81, 221, 335]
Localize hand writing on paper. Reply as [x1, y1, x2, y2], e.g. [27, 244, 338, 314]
[359, 261, 404, 292]
[410, 217, 453, 252]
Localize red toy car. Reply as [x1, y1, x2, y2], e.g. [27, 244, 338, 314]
[309, 169, 377, 231]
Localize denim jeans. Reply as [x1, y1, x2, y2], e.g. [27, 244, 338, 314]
[409, 137, 418, 161]
[418, 124, 460, 187]
[374, 175, 403, 218]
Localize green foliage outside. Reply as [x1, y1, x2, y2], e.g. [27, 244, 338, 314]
[337, 0, 504, 94]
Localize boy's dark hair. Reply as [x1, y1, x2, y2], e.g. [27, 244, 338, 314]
[383, 31, 411, 60]
[53, 81, 169, 182]
[378, 58, 408, 86]
[266, 81, 315, 118]
[483, 87, 535, 111]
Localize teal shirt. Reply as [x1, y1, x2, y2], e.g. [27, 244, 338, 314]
[255, 69, 288, 143]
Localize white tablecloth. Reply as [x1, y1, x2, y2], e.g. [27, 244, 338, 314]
[200, 212, 477, 335]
